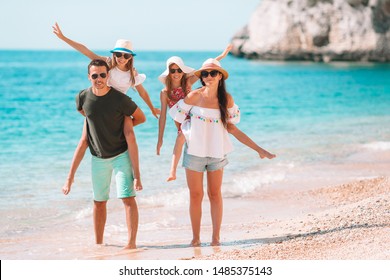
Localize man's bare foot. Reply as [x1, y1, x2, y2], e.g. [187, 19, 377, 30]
[190, 239, 201, 247]
[210, 240, 220, 246]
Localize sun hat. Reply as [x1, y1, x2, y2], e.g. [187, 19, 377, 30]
[110, 39, 137, 56]
[158, 56, 195, 84]
[194, 58, 228, 80]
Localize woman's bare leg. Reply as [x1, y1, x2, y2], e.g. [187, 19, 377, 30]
[185, 168, 204, 246]
[207, 169, 224, 246]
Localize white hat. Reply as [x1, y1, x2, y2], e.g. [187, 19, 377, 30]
[194, 58, 228, 80]
[110, 39, 137, 56]
[158, 56, 195, 84]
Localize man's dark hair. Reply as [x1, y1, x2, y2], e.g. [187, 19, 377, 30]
[88, 59, 110, 73]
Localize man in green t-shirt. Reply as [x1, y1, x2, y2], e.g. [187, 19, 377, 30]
[75, 59, 145, 249]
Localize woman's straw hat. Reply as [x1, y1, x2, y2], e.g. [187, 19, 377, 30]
[194, 58, 228, 80]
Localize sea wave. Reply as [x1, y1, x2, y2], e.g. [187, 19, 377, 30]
[138, 187, 189, 208]
[362, 141, 390, 151]
[224, 163, 292, 197]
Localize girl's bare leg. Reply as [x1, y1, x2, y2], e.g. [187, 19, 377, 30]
[167, 132, 185, 182]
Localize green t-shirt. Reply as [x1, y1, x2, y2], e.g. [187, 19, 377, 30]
[76, 87, 138, 158]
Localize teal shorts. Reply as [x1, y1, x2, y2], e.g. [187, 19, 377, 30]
[91, 151, 135, 201]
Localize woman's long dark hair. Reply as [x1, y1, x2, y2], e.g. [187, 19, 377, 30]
[201, 75, 228, 128]
[217, 79, 229, 128]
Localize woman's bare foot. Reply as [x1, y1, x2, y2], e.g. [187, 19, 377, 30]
[123, 243, 136, 250]
[190, 239, 201, 247]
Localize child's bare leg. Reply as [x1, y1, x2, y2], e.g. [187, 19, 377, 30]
[167, 132, 186, 182]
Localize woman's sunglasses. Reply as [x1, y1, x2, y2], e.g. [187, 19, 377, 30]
[91, 73, 107, 79]
[170, 68, 183, 74]
[200, 70, 220, 78]
[114, 52, 132, 59]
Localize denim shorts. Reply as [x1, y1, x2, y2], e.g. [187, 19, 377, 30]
[182, 145, 228, 172]
[91, 151, 135, 201]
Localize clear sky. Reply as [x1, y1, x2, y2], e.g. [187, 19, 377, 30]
[0, 0, 260, 51]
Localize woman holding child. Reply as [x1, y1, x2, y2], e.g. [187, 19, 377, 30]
[169, 59, 275, 246]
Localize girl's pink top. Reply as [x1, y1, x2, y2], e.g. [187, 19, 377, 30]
[167, 87, 186, 108]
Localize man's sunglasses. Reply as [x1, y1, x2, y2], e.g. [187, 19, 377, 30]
[200, 70, 220, 78]
[114, 52, 132, 59]
[91, 73, 107, 79]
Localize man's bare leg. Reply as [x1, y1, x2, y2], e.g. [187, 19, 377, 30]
[93, 200, 107, 244]
[122, 197, 138, 249]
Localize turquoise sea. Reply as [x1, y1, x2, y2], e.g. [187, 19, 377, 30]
[1, 50, 390, 259]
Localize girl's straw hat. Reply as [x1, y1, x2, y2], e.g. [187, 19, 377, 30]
[194, 58, 229, 80]
[158, 56, 195, 84]
[110, 39, 137, 56]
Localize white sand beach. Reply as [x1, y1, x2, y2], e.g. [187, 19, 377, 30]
[194, 176, 390, 260]
[3, 175, 389, 280]
[2, 166, 389, 261]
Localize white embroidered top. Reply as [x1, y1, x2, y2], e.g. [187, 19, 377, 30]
[108, 67, 146, 94]
[169, 99, 240, 158]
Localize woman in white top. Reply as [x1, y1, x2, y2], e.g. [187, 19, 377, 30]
[169, 59, 275, 246]
[53, 23, 157, 194]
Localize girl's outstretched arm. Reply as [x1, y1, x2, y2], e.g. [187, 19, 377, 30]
[157, 90, 168, 155]
[52, 22, 105, 61]
[135, 83, 160, 119]
[215, 43, 233, 61]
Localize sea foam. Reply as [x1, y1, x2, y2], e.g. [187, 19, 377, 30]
[362, 141, 390, 151]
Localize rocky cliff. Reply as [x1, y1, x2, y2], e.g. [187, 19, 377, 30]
[231, 0, 390, 62]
